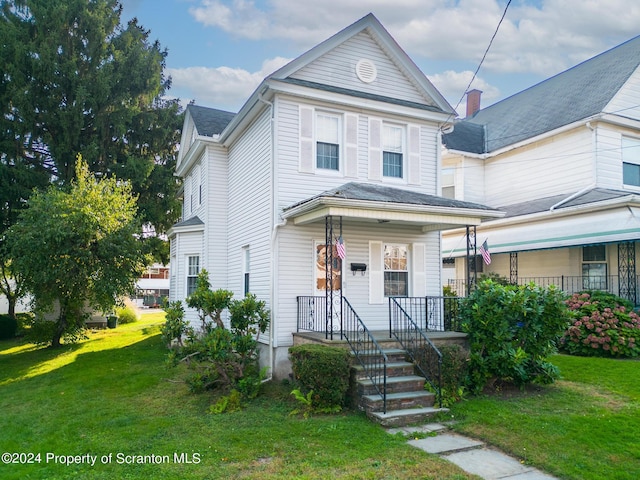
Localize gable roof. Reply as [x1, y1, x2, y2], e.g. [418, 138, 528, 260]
[444, 35, 640, 154]
[268, 13, 455, 116]
[187, 104, 235, 137]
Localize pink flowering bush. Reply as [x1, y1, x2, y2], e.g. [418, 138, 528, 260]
[560, 292, 640, 358]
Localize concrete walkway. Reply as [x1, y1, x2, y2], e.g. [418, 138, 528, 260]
[387, 423, 558, 480]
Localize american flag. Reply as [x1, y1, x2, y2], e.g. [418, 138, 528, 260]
[336, 236, 346, 260]
[480, 240, 491, 265]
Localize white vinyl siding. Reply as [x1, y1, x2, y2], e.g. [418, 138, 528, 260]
[290, 31, 434, 107]
[483, 128, 593, 206]
[227, 107, 272, 305]
[204, 145, 229, 291]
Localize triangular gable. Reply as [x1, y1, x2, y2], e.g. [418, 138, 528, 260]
[269, 13, 454, 115]
[605, 64, 640, 121]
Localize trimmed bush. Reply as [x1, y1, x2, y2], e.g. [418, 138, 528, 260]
[459, 280, 571, 393]
[116, 305, 138, 324]
[289, 344, 350, 411]
[560, 292, 640, 358]
[0, 314, 18, 340]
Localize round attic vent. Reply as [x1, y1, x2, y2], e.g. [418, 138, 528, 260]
[355, 59, 377, 83]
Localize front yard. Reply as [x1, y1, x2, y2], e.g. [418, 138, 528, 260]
[1, 313, 637, 479]
[0, 314, 474, 480]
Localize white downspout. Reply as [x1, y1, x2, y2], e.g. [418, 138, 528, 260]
[258, 90, 284, 382]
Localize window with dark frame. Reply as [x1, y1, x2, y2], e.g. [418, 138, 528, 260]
[582, 245, 607, 290]
[316, 113, 340, 171]
[623, 137, 640, 187]
[382, 124, 403, 178]
[187, 255, 200, 296]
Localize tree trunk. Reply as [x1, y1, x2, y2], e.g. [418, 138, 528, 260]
[7, 296, 16, 319]
[51, 308, 68, 348]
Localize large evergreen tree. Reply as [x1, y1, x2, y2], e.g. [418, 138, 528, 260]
[0, 0, 182, 314]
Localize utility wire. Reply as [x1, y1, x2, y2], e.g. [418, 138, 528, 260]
[448, 0, 513, 120]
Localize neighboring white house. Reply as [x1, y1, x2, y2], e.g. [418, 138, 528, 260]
[168, 14, 502, 379]
[441, 35, 640, 305]
[132, 263, 170, 308]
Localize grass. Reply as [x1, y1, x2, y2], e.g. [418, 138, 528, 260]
[449, 354, 640, 480]
[0, 314, 475, 480]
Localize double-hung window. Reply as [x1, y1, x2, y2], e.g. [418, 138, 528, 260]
[316, 113, 340, 171]
[623, 136, 640, 187]
[186, 255, 200, 296]
[442, 168, 456, 199]
[582, 245, 607, 290]
[383, 124, 404, 178]
[384, 244, 408, 296]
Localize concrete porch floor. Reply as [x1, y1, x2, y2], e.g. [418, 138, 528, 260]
[292, 330, 467, 347]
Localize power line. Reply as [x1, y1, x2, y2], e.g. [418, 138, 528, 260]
[448, 0, 513, 120]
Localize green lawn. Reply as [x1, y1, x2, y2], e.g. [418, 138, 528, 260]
[449, 354, 640, 480]
[0, 314, 475, 480]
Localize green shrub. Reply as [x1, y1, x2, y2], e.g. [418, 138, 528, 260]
[288, 344, 350, 411]
[163, 276, 270, 403]
[433, 344, 469, 407]
[115, 305, 138, 324]
[14, 312, 34, 337]
[0, 314, 18, 340]
[24, 315, 87, 345]
[560, 292, 640, 358]
[459, 280, 571, 394]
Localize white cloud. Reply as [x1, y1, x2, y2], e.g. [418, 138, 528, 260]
[428, 70, 500, 117]
[167, 57, 291, 110]
[178, 0, 640, 110]
[187, 0, 640, 78]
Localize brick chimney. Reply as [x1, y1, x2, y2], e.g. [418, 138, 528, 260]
[466, 89, 482, 117]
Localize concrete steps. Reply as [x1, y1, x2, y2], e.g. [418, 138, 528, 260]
[351, 347, 447, 427]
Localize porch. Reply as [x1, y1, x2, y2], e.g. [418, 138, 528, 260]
[294, 295, 466, 426]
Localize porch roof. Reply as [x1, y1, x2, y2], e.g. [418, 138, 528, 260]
[442, 191, 640, 256]
[282, 182, 503, 231]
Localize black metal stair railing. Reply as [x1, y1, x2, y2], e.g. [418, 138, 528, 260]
[389, 297, 442, 406]
[341, 297, 389, 414]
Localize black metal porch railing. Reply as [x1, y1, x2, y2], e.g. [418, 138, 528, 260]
[296, 296, 328, 337]
[390, 296, 464, 332]
[341, 298, 388, 414]
[296, 296, 389, 413]
[389, 297, 442, 406]
[447, 275, 639, 305]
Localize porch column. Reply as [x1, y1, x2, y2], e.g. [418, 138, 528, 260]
[325, 215, 343, 339]
[466, 225, 477, 296]
[510, 252, 518, 285]
[618, 241, 637, 305]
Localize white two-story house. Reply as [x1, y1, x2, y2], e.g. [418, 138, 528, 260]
[442, 35, 640, 305]
[169, 14, 502, 378]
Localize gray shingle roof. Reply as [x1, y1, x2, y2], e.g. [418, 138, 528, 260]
[444, 35, 640, 153]
[280, 78, 446, 114]
[171, 216, 204, 228]
[187, 104, 235, 137]
[498, 188, 634, 218]
[286, 182, 499, 212]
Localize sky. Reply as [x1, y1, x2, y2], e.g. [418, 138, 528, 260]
[120, 0, 640, 118]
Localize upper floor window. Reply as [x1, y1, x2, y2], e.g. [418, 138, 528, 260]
[382, 124, 404, 178]
[316, 113, 340, 171]
[622, 136, 640, 187]
[442, 168, 456, 199]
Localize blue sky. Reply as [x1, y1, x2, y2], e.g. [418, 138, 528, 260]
[121, 0, 640, 117]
